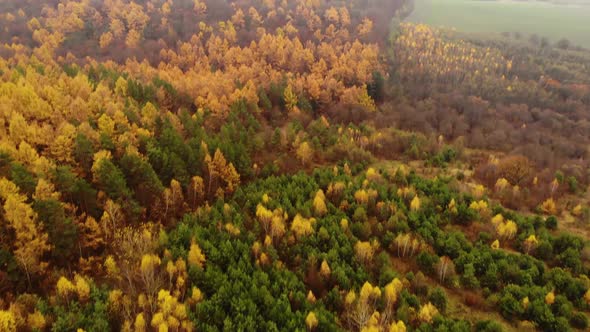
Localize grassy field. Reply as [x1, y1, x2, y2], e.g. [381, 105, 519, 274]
[407, 0, 590, 48]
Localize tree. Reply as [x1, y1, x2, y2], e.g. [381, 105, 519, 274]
[92, 155, 133, 202]
[418, 302, 439, 323]
[0, 179, 50, 286]
[429, 288, 448, 313]
[306, 312, 318, 331]
[320, 260, 331, 279]
[523, 235, 538, 254]
[297, 142, 313, 166]
[189, 176, 204, 208]
[33, 199, 77, 263]
[498, 156, 532, 186]
[291, 214, 315, 239]
[205, 149, 240, 198]
[556, 38, 571, 50]
[188, 241, 206, 269]
[355, 241, 374, 265]
[410, 195, 421, 212]
[540, 198, 557, 215]
[313, 190, 327, 216]
[0, 310, 16, 332]
[545, 291, 555, 305]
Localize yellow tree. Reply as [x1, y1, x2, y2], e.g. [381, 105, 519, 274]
[410, 195, 421, 212]
[297, 142, 313, 166]
[418, 302, 439, 323]
[188, 241, 206, 269]
[306, 312, 318, 331]
[270, 215, 286, 243]
[189, 176, 205, 208]
[523, 235, 538, 254]
[291, 214, 315, 239]
[284, 84, 299, 112]
[0, 310, 16, 332]
[355, 241, 374, 265]
[545, 290, 555, 305]
[0, 179, 50, 286]
[540, 198, 557, 215]
[320, 260, 331, 279]
[205, 149, 240, 198]
[313, 190, 327, 216]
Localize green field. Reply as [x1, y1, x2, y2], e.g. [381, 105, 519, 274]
[407, 0, 590, 48]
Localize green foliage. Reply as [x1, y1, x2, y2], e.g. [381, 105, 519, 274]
[10, 163, 37, 196]
[43, 285, 111, 332]
[33, 200, 77, 264]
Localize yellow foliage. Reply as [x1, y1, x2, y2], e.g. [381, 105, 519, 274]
[361, 326, 379, 332]
[340, 218, 349, 230]
[473, 184, 485, 198]
[410, 195, 421, 212]
[188, 242, 206, 268]
[104, 255, 119, 276]
[345, 290, 357, 306]
[27, 310, 46, 330]
[545, 291, 555, 305]
[418, 302, 439, 323]
[191, 286, 203, 303]
[491, 214, 504, 226]
[491, 239, 500, 249]
[135, 313, 146, 332]
[355, 241, 374, 265]
[0, 310, 17, 332]
[495, 178, 510, 191]
[469, 200, 488, 213]
[522, 297, 530, 309]
[384, 282, 398, 307]
[291, 214, 315, 239]
[320, 260, 331, 278]
[448, 198, 457, 214]
[57, 276, 76, 300]
[140, 254, 161, 274]
[313, 190, 327, 216]
[359, 281, 376, 302]
[74, 275, 91, 301]
[284, 84, 298, 112]
[296, 141, 313, 165]
[307, 290, 316, 303]
[305, 312, 318, 331]
[354, 189, 369, 205]
[524, 235, 538, 247]
[367, 311, 380, 327]
[389, 320, 407, 332]
[540, 198, 557, 215]
[572, 204, 583, 217]
[496, 220, 518, 240]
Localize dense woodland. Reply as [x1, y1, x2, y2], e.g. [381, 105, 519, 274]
[0, 0, 590, 331]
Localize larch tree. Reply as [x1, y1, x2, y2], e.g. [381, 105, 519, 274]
[296, 141, 313, 166]
[0, 178, 50, 287]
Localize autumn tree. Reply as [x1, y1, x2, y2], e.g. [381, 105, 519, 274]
[204, 149, 240, 198]
[0, 178, 50, 286]
[297, 141, 313, 166]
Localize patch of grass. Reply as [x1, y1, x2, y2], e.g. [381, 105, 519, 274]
[407, 0, 590, 48]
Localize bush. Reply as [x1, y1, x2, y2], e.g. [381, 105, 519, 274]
[416, 252, 440, 276]
[474, 320, 503, 332]
[546, 216, 558, 230]
[429, 287, 448, 313]
[570, 312, 589, 329]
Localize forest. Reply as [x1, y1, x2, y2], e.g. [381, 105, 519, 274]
[0, 0, 589, 331]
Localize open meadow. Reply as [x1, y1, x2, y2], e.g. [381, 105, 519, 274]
[407, 0, 590, 48]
